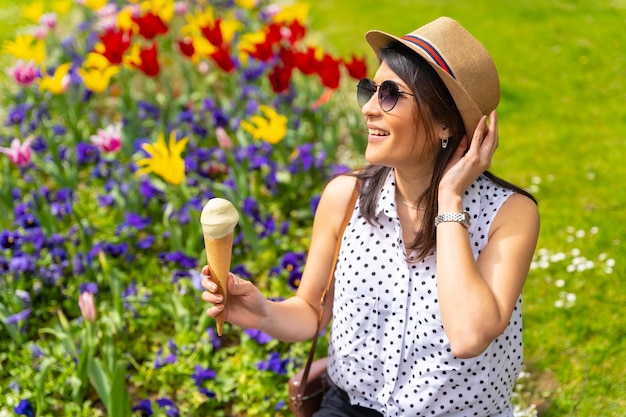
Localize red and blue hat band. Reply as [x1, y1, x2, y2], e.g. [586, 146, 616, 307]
[401, 35, 455, 79]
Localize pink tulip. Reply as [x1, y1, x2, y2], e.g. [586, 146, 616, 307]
[174, 1, 188, 15]
[9, 61, 39, 87]
[215, 127, 233, 150]
[39, 13, 57, 30]
[78, 292, 97, 322]
[90, 123, 122, 153]
[0, 135, 35, 166]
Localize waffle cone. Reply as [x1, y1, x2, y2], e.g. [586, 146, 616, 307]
[203, 232, 234, 336]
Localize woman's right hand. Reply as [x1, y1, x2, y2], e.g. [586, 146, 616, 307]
[200, 266, 269, 331]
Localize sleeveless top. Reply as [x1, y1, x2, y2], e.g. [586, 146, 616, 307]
[327, 170, 522, 417]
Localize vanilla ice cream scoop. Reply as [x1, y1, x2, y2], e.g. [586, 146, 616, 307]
[200, 198, 240, 237]
[200, 198, 239, 336]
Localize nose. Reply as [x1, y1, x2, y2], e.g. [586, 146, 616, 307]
[361, 90, 380, 117]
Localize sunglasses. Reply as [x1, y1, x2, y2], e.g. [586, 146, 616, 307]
[356, 78, 415, 112]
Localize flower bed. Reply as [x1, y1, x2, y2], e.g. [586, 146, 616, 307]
[0, 1, 367, 415]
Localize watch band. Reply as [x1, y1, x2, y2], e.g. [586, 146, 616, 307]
[434, 212, 471, 228]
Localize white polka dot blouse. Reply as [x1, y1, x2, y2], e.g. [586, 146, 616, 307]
[327, 170, 522, 417]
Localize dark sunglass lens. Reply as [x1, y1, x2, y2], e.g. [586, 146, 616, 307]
[379, 81, 401, 112]
[357, 78, 376, 107]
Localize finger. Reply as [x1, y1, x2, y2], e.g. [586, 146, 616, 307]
[469, 116, 488, 151]
[489, 110, 499, 148]
[202, 290, 223, 304]
[201, 265, 210, 275]
[201, 276, 218, 292]
[206, 304, 225, 318]
[228, 273, 245, 294]
[481, 110, 498, 151]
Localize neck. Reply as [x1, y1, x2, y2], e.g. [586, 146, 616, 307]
[393, 168, 431, 207]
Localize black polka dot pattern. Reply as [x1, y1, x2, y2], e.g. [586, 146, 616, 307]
[327, 171, 521, 416]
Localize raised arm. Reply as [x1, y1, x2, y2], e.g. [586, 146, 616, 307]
[435, 111, 540, 358]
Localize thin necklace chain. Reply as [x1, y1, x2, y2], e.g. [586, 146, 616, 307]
[397, 196, 425, 210]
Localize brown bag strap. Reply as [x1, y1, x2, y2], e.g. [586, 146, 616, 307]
[295, 181, 359, 407]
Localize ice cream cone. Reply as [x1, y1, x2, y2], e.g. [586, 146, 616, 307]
[203, 232, 234, 336]
[200, 198, 239, 336]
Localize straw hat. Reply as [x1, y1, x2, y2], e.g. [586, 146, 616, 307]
[366, 17, 500, 136]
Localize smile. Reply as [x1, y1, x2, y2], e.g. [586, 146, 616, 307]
[368, 129, 389, 137]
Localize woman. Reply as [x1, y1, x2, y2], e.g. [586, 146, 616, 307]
[202, 17, 540, 417]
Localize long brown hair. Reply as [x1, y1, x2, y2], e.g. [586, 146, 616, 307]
[348, 41, 536, 261]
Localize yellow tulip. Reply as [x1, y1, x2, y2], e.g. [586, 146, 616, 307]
[3, 34, 46, 64]
[116, 8, 135, 31]
[23, 1, 44, 23]
[39, 62, 71, 94]
[241, 105, 288, 145]
[273, 2, 309, 24]
[141, 0, 175, 23]
[52, 0, 73, 15]
[78, 65, 120, 93]
[136, 131, 188, 185]
[235, 0, 257, 9]
[84, 0, 108, 11]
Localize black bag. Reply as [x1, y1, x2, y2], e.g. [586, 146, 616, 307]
[287, 183, 358, 417]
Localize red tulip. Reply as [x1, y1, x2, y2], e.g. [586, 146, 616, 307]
[99, 28, 132, 65]
[176, 38, 195, 58]
[210, 46, 235, 73]
[317, 53, 341, 89]
[294, 47, 317, 75]
[134, 43, 160, 77]
[201, 19, 224, 47]
[132, 12, 168, 40]
[344, 55, 368, 80]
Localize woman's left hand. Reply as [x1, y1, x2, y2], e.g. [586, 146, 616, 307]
[439, 110, 498, 199]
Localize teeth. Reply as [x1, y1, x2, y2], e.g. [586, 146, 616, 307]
[369, 129, 389, 136]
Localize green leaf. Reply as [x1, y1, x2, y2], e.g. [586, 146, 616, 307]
[88, 358, 111, 412]
[0, 302, 23, 344]
[109, 361, 131, 417]
[35, 358, 53, 417]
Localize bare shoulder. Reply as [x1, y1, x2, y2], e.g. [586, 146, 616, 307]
[492, 192, 540, 237]
[315, 174, 359, 232]
[322, 174, 359, 200]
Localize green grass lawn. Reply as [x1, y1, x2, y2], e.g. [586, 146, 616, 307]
[308, 1, 626, 416]
[1, 0, 624, 415]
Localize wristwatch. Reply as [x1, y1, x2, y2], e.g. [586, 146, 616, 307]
[434, 212, 471, 229]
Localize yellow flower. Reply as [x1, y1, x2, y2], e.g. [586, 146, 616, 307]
[38, 62, 71, 94]
[78, 65, 120, 93]
[273, 2, 309, 24]
[141, 0, 175, 23]
[241, 105, 288, 144]
[23, 0, 44, 23]
[3, 34, 46, 64]
[235, 0, 257, 9]
[52, 0, 72, 15]
[219, 17, 242, 45]
[182, 6, 215, 35]
[123, 44, 143, 68]
[184, 36, 217, 64]
[116, 8, 135, 31]
[136, 131, 188, 185]
[84, 0, 108, 11]
[238, 30, 266, 64]
[83, 51, 111, 70]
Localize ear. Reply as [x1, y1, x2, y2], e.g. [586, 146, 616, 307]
[437, 124, 449, 140]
